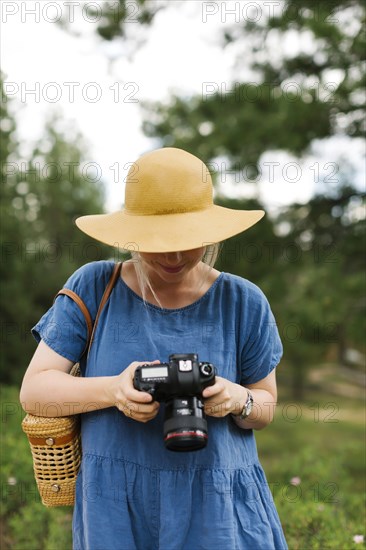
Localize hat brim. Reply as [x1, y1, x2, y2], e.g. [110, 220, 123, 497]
[75, 206, 265, 253]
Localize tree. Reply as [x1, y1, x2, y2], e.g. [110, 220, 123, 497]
[141, 1, 364, 166]
[0, 81, 110, 384]
[59, 0, 163, 52]
[274, 180, 366, 364]
[0, 75, 30, 384]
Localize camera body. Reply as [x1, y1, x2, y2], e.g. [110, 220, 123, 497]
[134, 354, 216, 452]
[134, 353, 215, 401]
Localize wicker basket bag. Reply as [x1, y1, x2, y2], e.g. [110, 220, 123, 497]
[22, 263, 122, 507]
[21, 412, 81, 506]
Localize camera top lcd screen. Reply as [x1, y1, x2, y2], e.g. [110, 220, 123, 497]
[141, 366, 169, 379]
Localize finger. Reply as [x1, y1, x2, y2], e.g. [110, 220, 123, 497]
[128, 360, 161, 401]
[134, 411, 159, 423]
[202, 381, 223, 398]
[122, 400, 159, 416]
[120, 401, 160, 421]
[139, 406, 160, 421]
[204, 401, 228, 417]
[127, 387, 154, 403]
[117, 401, 159, 418]
[203, 398, 220, 411]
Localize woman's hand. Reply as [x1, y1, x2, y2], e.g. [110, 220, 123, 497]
[106, 361, 161, 423]
[202, 371, 278, 430]
[202, 376, 247, 418]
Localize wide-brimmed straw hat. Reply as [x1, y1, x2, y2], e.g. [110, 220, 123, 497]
[76, 147, 264, 253]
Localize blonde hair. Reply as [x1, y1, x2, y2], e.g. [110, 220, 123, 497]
[130, 244, 221, 308]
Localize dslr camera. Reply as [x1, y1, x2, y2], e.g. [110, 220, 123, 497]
[134, 354, 216, 452]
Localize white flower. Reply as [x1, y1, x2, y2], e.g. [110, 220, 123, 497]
[290, 476, 301, 486]
[353, 535, 364, 544]
[7, 477, 17, 486]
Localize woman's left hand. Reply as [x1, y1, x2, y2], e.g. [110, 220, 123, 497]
[202, 376, 247, 417]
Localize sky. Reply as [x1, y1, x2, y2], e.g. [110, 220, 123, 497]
[1, 0, 365, 214]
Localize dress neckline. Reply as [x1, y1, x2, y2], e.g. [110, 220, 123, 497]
[118, 269, 225, 312]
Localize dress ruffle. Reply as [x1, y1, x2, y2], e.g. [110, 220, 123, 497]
[73, 454, 287, 550]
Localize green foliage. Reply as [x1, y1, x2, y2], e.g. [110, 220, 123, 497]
[273, 184, 366, 366]
[8, 505, 73, 550]
[256, 406, 366, 549]
[59, 0, 163, 44]
[214, 195, 281, 284]
[92, 0, 160, 41]
[0, 78, 111, 385]
[141, 1, 365, 164]
[142, 86, 333, 171]
[209, 189, 366, 399]
[226, 0, 365, 138]
[1, 386, 73, 549]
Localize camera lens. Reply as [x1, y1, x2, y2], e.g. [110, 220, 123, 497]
[200, 363, 212, 376]
[163, 397, 208, 452]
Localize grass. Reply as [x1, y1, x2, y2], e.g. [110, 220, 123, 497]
[256, 405, 365, 549]
[1, 385, 73, 550]
[1, 383, 365, 550]
[259, 366, 365, 549]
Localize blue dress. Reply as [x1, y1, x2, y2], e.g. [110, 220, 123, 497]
[32, 261, 288, 550]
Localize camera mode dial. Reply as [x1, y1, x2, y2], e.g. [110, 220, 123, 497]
[200, 363, 213, 377]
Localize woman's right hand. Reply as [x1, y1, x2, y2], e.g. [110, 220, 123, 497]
[107, 361, 161, 423]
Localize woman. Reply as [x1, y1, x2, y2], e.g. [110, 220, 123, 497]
[20, 147, 288, 550]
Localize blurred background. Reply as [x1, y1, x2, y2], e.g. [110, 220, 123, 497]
[1, 1, 365, 548]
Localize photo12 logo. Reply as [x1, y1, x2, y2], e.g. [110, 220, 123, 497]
[201, 82, 338, 105]
[2, 81, 139, 104]
[201, 1, 339, 24]
[1, 1, 143, 24]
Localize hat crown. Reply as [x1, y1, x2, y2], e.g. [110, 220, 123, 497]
[125, 148, 213, 215]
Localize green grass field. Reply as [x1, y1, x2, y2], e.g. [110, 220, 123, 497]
[1, 383, 365, 550]
[256, 402, 365, 549]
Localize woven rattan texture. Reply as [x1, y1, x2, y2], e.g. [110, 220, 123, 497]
[22, 414, 81, 506]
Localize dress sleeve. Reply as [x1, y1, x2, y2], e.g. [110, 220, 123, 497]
[240, 285, 283, 385]
[31, 262, 112, 363]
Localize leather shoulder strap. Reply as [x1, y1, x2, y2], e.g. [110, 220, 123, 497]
[88, 262, 122, 356]
[55, 289, 93, 343]
[54, 262, 122, 357]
